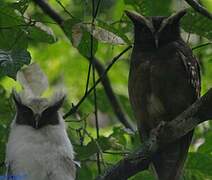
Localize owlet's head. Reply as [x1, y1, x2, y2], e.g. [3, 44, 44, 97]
[12, 90, 65, 129]
[125, 10, 187, 49]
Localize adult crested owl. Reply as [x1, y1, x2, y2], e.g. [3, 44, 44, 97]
[5, 90, 76, 180]
[126, 10, 201, 180]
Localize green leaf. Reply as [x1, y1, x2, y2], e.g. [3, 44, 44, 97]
[198, 131, 212, 154]
[76, 163, 94, 180]
[130, 170, 155, 180]
[75, 136, 111, 160]
[0, 2, 25, 27]
[184, 169, 212, 180]
[0, 85, 12, 175]
[181, 9, 212, 40]
[124, 0, 172, 16]
[186, 152, 212, 177]
[0, 49, 31, 79]
[109, 126, 128, 150]
[27, 22, 57, 44]
[11, 0, 29, 14]
[63, 18, 98, 58]
[0, 2, 28, 49]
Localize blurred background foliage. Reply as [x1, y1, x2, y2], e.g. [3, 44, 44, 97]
[0, 0, 211, 179]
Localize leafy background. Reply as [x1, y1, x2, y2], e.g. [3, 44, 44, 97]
[0, 0, 211, 179]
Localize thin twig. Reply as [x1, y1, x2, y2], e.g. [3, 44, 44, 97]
[184, 0, 212, 19]
[103, 151, 130, 155]
[192, 42, 212, 50]
[90, 0, 102, 174]
[55, 0, 74, 18]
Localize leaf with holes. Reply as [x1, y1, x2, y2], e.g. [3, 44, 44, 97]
[84, 22, 127, 45]
[0, 49, 31, 79]
[63, 18, 99, 57]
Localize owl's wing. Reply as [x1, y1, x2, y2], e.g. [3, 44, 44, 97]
[61, 155, 77, 178]
[176, 42, 201, 98]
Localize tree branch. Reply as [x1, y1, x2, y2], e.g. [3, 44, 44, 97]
[33, 0, 63, 25]
[32, 0, 134, 130]
[184, 0, 212, 19]
[97, 88, 212, 180]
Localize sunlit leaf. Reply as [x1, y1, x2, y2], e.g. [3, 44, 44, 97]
[186, 152, 212, 177]
[198, 131, 212, 154]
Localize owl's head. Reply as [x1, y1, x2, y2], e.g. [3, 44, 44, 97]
[125, 10, 187, 49]
[12, 90, 65, 129]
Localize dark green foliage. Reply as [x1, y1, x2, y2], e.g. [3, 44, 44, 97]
[0, 49, 31, 79]
[181, 9, 212, 40]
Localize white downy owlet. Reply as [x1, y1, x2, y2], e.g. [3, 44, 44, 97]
[5, 90, 76, 180]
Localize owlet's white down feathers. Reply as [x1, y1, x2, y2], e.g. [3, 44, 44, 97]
[5, 90, 76, 180]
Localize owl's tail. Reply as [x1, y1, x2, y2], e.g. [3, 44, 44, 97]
[152, 130, 193, 180]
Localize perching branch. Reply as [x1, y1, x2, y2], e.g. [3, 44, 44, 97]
[32, 0, 134, 131]
[184, 0, 212, 19]
[97, 88, 212, 180]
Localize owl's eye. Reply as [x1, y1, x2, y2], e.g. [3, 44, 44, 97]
[15, 105, 34, 125]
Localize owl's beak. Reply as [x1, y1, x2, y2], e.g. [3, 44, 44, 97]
[34, 114, 41, 129]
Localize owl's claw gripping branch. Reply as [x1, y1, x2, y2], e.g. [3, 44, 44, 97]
[97, 89, 212, 180]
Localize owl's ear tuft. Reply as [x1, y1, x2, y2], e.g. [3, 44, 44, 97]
[125, 10, 155, 34]
[44, 94, 66, 114]
[125, 10, 141, 23]
[125, 10, 149, 25]
[167, 9, 187, 24]
[158, 9, 187, 34]
[166, 9, 187, 24]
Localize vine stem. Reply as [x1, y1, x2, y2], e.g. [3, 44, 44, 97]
[90, 0, 102, 174]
